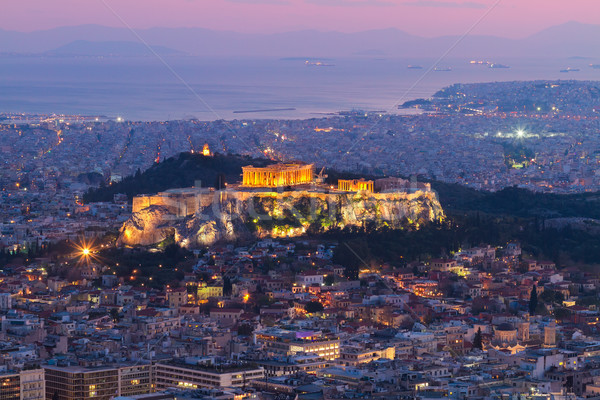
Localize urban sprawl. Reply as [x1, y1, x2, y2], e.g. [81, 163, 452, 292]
[0, 80, 600, 400]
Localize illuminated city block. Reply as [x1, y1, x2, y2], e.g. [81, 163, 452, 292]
[242, 163, 315, 187]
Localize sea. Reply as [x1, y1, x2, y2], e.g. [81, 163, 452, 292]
[0, 55, 599, 121]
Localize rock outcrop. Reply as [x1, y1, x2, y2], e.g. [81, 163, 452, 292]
[118, 189, 445, 247]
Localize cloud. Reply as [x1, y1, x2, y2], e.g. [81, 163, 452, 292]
[303, 0, 393, 7]
[403, 1, 487, 9]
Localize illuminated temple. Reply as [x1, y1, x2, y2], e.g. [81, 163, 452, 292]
[242, 163, 315, 187]
[338, 178, 374, 192]
[239, 163, 429, 195]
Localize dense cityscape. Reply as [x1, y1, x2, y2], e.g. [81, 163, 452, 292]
[3, 0, 600, 398]
[0, 78, 599, 400]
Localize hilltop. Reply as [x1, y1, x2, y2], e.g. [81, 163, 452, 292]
[84, 152, 600, 265]
[83, 152, 272, 203]
[86, 152, 600, 221]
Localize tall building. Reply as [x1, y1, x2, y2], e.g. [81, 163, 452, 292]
[0, 373, 21, 400]
[0, 293, 12, 311]
[544, 321, 557, 347]
[117, 364, 153, 398]
[517, 321, 530, 342]
[44, 364, 152, 400]
[338, 346, 395, 366]
[166, 287, 188, 309]
[197, 284, 223, 300]
[254, 328, 340, 360]
[154, 358, 263, 390]
[0, 369, 44, 400]
[20, 369, 45, 400]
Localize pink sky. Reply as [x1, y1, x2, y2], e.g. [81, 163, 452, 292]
[3, 0, 599, 38]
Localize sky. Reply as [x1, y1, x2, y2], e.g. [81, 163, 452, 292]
[3, 0, 599, 38]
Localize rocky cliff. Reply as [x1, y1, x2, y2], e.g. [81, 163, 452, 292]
[118, 189, 445, 247]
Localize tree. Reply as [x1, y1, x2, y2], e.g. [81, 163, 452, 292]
[554, 307, 571, 321]
[529, 284, 538, 315]
[324, 275, 335, 286]
[304, 301, 324, 314]
[473, 327, 483, 350]
[237, 323, 254, 336]
[333, 239, 370, 281]
[110, 308, 120, 323]
[223, 276, 233, 297]
[214, 173, 226, 190]
[540, 289, 564, 304]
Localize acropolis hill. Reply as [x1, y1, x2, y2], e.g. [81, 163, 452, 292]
[118, 159, 445, 247]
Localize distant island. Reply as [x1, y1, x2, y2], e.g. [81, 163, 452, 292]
[47, 40, 184, 57]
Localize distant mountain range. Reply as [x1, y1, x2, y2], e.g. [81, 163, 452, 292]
[1, 21, 599, 58]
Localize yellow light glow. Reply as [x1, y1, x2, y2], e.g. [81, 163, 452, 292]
[72, 238, 100, 265]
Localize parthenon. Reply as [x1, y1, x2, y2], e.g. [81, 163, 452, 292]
[242, 163, 315, 187]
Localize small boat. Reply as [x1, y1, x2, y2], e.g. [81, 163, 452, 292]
[407, 65, 423, 69]
[434, 67, 452, 72]
[305, 61, 335, 67]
